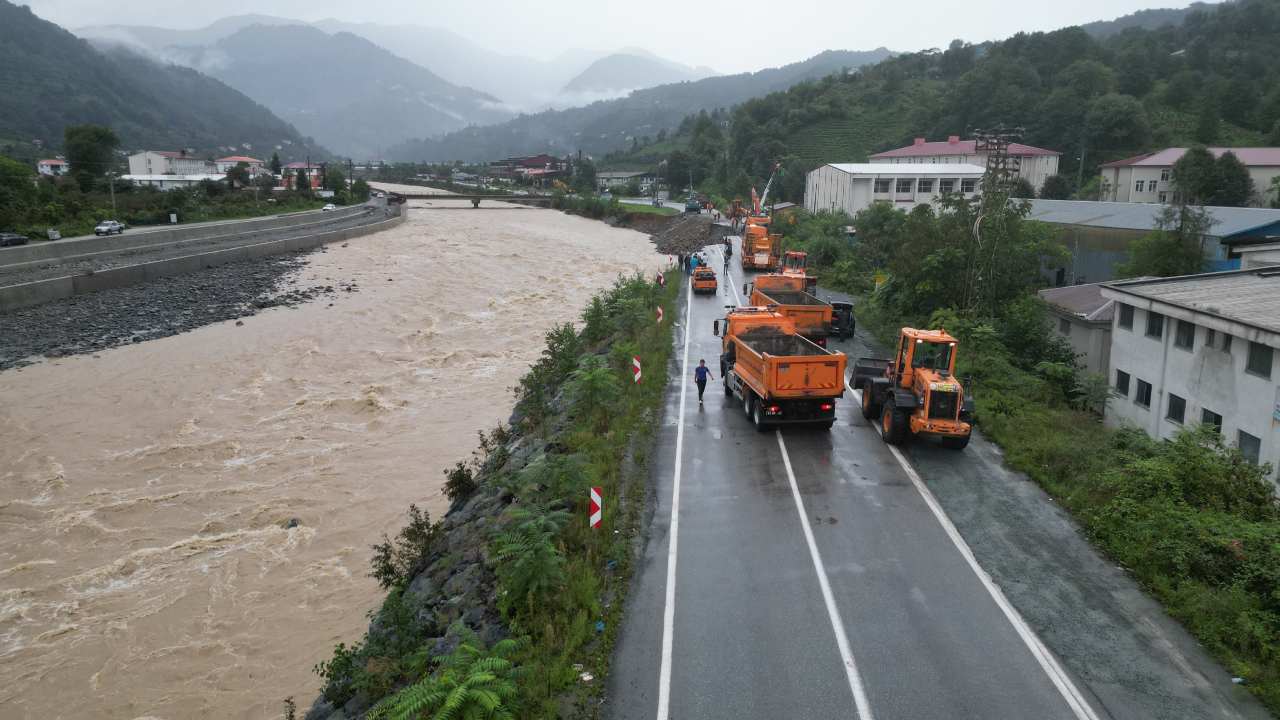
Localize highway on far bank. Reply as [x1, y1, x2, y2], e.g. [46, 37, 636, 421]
[606, 239, 1271, 720]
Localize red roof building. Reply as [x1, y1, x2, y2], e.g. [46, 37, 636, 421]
[869, 136, 1061, 191]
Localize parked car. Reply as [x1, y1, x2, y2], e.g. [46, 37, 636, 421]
[94, 220, 125, 236]
[322, 203, 338, 211]
[0, 232, 30, 247]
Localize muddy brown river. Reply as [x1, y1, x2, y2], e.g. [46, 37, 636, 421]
[0, 189, 664, 719]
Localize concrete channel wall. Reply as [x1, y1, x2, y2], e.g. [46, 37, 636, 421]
[0, 205, 370, 267]
[0, 205, 406, 312]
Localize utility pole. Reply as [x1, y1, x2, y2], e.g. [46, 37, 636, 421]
[967, 126, 1024, 315]
[108, 172, 116, 216]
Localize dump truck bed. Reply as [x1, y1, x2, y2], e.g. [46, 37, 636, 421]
[732, 329, 846, 400]
[750, 288, 834, 339]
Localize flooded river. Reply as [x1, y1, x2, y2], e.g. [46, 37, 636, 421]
[0, 189, 663, 719]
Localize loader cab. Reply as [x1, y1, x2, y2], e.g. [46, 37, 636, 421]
[893, 328, 958, 388]
[782, 251, 807, 274]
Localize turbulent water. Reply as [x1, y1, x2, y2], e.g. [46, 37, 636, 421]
[0, 189, 664, 719]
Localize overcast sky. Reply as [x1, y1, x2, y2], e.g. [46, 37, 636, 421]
[28, 0, 1207, 73]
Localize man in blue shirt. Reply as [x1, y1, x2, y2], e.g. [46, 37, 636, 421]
[694, 359, 714, 404]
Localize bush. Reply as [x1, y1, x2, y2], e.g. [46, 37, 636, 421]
[442, 461, 476, 503]
[370, 505, 440, 590]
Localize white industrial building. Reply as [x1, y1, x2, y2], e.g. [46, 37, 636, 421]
[127, 150, 217, 177]
[1039, 283, 1115, 377]
[120, 174, 226, 189]
[803, 163, 986, 216]
[869, 136, 1061, 191]
[1101, 268, 1280, 483]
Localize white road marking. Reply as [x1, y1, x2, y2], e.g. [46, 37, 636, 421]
[848, 383, 1101, 720]
[775, 430, 876, 719]
[655, 272, 693, 720]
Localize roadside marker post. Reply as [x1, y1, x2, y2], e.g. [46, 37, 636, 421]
[657, 307, 664, 324]
[590, 487, 603, 528]
[633, 356, 642, 383]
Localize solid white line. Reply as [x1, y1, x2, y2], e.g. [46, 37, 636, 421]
[655, 271, 693, 720]
[775, 431, 876, 720]
[848, 384, 1100, 720]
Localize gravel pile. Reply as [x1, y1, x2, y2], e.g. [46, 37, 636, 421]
[649, 213, 729, 254]
[0, 248, 355, 372]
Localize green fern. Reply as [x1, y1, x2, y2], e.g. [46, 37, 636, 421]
[492, 505, 570, 616]
[368, 638, 524, 720]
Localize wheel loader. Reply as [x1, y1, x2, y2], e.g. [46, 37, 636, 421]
[851, 328, 973, 449]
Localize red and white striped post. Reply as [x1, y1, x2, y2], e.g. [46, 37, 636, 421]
[632, 355, 642, 384]
[589, 486, 603, 529]
[656, 306, 664, 324]
[656, 271, 665, 287]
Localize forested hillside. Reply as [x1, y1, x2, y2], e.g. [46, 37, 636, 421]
[0, 1, 321, 158]
[618, 0, 1280, 203]
[387, 48, 892, 162]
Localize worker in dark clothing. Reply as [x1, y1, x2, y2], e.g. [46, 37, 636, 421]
[694, 359, 714, 404]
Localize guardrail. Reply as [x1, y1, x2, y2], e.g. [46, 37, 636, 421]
[0, 204, 406, 312]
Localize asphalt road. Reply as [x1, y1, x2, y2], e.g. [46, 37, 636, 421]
[605, 242, 1271, 720]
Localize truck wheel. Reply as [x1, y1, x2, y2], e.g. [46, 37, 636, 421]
[816, 421, 835, 431]
[742, 388, 752, 417]
[723, 376, 733, 396]
[860, 386, 881, 420]
[941, 434, 970, 450]
[751, 398, 769, 432]
[880, 401, 907, 445]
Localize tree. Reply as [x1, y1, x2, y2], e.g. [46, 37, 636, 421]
[351, 178, 371, 202]
[1039, 174, 1074, 200]
[1194, 101, 1220, 145]
[225, 162, 251, 188]
[1212, 151, 1254, 206]
[64, 124, 119, 191]
[1171, 146, 1217, 204]
[1085, 94, 1150, 152]
[322, 165, 346, 192]
[294, 167, 311, 193]
[0, 155, 37, 230]
[1009, 177, 1036, 199]
[269, 151, 282, 175]
[571, 156, 596, 194]
[1116, 204, 1214, 277]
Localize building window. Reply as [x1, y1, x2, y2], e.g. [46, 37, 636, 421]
[1174, 320, 1194, 350]
[1166, 393, 1186, 424]
[1118, 303, 1133, 329]
[1246, 341, 1273, 378]
[939, 178, 956, 193]
[1135, 180, 1144, 192]
[1201, 408, 1222, 431]
[1150, 180, 1159, 191]
[961, 178, 978, 193]
[1160, 168, 1171, 181]
[917, 179, 934, 193]
[1145, 311, 1164, 339]
[896, 178, 914, 193]
[1058, 318, 1071, 335]
[1206, 329, 1232, 353]
[1158, 192, 1168, 203]
[1115, 369, 1130, 396]
[1135, 379, 1152, 407]
[874, 179, 891, 193]
[1238, 430, 1262, 465]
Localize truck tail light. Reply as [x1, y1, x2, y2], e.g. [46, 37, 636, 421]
[767, 405, 782, 415]
[816, 337, 827, 347]
[820, 402, 834, 412]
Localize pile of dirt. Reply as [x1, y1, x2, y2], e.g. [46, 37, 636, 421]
[648, 213, 728, 254]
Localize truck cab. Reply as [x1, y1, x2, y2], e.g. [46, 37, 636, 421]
[852, 328, 973, 448]
[780, 250, 818, 292]
[692, 266, 718, 294]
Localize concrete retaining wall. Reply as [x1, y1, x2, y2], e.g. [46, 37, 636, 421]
[0, 205, 370, 266]
[0, 205, 405, 312]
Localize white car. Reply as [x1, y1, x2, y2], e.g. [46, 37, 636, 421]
[322, 203, 338, 211]
[94, 220, 125, 236]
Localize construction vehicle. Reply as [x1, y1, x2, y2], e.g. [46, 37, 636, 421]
[713, 308, 846, 430]
[830, 302, 855, 340]
[745, 276, 834, 347]
[741, 215, 782, 271]
[692, 267, 718, 294]
[780, 250, 818, 292]
[851, 328, 973, 449]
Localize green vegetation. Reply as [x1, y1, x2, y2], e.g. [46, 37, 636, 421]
[620, 203, 678, 217]
[314, 274, 682, 717]
[775, 199, 1280, 713]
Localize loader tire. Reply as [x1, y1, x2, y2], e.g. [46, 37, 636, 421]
[880, 401, 907, 445]
[860, 385, 881, 420]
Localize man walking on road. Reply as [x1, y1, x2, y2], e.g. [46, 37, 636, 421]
[694, 359, 714, 404]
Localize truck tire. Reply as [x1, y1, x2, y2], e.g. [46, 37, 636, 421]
[816, 420, 835, 431]
[723, 375, 733, 396]
[742, 387, 752, 417]
[751, 397, 769, 432]
[880, 401, 907, 445]
[860, 385, 881, 420]
[941, 434, 970, 450]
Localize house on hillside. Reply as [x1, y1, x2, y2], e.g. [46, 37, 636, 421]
[36, 158, 68, 176]
[869, 136, 1061, 191]
[596, 170, 655, 192]
[215, 155, 265, 175]
[488, 154, 569, 183]
[1039, 283, 1115, 377]
[803, 163, 985, 216]
[282, 162, 324, 189]
[1100, 148, 1280, 206]
[122, 174, 227, 189]
[1101, 268, 1280, 484]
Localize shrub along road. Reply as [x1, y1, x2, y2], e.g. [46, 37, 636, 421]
[604, 245, 1270, 720]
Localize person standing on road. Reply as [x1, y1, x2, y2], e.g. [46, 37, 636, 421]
[694, 359, 714, 404]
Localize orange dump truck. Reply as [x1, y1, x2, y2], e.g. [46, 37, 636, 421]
[746, 274, 835, 347]
[713, 308, 846, 430]
[741, 215, 782, 271]
[691, 266, 718, 294]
